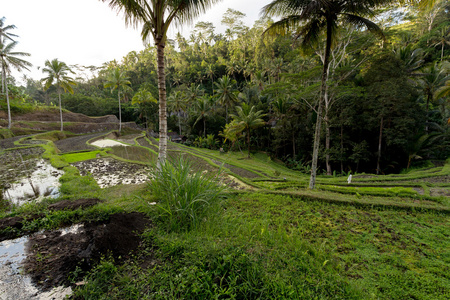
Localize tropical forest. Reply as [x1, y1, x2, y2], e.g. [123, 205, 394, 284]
[0, 0, 449, 299]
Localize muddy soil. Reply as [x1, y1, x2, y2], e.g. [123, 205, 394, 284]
[54, 132, 108, 153]
[412, 175, 450, 184]
[430, 188, 450, 197]
[23, 212, 151, 291]
[73, 158, 149, 188]
[0, 198, 101, 242]
[0, 135, 35, 150]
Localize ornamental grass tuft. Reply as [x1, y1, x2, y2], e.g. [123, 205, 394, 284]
[148, 157, 226, 231]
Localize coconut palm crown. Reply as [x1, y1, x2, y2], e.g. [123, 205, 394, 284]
[101, 0, 221, 166]
[41, 59, 76, 132]
[262, 0, 388, 189]
[0, 41, 31, 129]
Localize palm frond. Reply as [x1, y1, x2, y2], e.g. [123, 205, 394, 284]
[342, 13, 384, 40]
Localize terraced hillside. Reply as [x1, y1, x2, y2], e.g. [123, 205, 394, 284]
[0, 129, 449, 299]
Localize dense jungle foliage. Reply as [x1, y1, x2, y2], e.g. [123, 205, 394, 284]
[3, 2, 450, 175]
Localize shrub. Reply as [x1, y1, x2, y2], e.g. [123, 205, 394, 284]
[148, 157, 226, 231]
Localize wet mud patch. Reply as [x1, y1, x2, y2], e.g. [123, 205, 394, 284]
[430, 188, 450, 197]
[3, 159, 63, 206]
[412, 187, 425, 195]
[224, 163, 260, 179]
[412, 175, 450, 184]
[23, 212, 151, 291]
[0, 214, 44, 242]
[0, 198, 101, 242]
[117, 133, 143, 145]
[54, 132, 107, 153]
[73, 158, 149, 188]
[0, 135, 35, 150]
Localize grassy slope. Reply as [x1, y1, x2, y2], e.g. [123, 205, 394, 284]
[1, 131, 449, 299]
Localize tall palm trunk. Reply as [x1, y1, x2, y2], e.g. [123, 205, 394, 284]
[247, 128, 251, 158]
[118, 92, 122, 133]
[340, 123, 344, 174]
[292, 130, 296, 159]
[425, 92, 431, 133]
[226, 105, 228, 124]
[203, 117, 206, 137]
[178, 112, 182, 135]
[325, 118, 331, 175]
[1, 59, 5, 94]
[377, 115, 384, 175]
[5, 70, 11, 129]
[309, 20, 332, 189]
[58, 87, 63, 132]
[156, 37, 168, 166]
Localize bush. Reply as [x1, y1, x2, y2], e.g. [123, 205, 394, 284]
[148, 157, 226, 231]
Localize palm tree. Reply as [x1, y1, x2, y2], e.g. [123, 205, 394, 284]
[0, 17, 18, 94]
[0, 41, 31, 129]
[416, 63, 448, 132]
[434, 80, 450, 99]
[193, 95, 213, 137]
[262, 0, 387, 189]
[430, 26, 450, 62]
[205, 63, 216, 91]
[0, 17, 17, 42]
[185, 83, 204, 106]
[230, 104, 266, 158]
[42, 59, 76, 132]
[104, 68, 131, 134]
[214, 75, 238, 123]
[102, 0, 220, 166]
[168, 90, 187, 135]
[132, 87, 157, 129]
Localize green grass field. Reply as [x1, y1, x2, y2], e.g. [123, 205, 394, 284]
[1, 131, 449, 299]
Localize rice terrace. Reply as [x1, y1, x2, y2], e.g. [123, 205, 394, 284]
[1, 0, 450, 299]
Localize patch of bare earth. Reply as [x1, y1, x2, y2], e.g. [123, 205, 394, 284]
[430, 188, 450, 197]
[54, 132, 108, 153]
[23, 212, 151, 291]
[0, 199, 102, 242]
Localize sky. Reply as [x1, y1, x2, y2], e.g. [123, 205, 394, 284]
[3, 0, 272, 83]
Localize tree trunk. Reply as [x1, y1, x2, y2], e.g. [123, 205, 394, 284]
[58, 88, 63, 132]
[309, 20, 332, 189]
[377, 115, 384, 175]
[247, 128, 251, 158]
[156, 37, 168, 166]
[425, 92, 431, 133]
[203, 117, 206, 137]
[178, 111, 182, 135]
[6, 72, 11, 129]
[118, 92, 122, 133]
[292, 130, 296, 159]
[325, 111, 331, 176]
[225, 105, 228, 124]
[1, 64, 4, 94]
[340, 124, 344, 174]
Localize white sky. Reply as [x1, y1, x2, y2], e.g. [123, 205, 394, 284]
[3, 0, 272, 83]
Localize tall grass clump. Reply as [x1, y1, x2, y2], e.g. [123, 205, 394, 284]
[148, 157, 226, 231]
